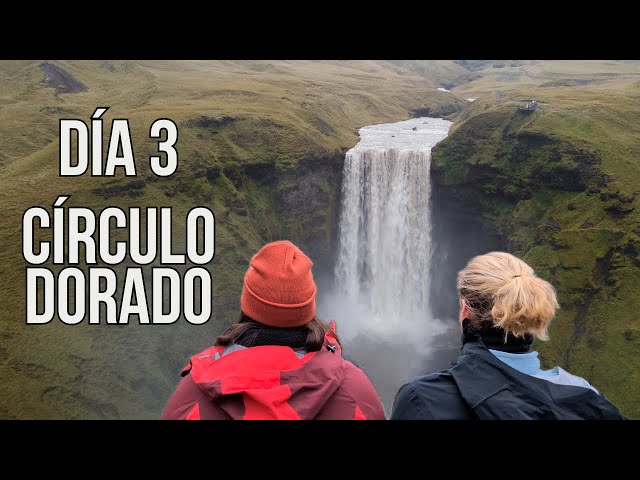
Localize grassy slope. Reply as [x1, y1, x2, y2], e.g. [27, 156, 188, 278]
[433, 63, 640, 417]
[0, 60, 462, 419]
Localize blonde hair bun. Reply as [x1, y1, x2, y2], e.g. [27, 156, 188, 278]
[457, 252, 559, 340]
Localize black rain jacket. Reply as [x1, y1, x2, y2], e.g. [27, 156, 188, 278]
[391, 337, 625, 420]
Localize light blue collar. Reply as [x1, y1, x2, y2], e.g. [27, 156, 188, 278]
[489, 349, 542, 376]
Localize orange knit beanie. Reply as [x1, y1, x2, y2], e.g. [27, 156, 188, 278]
[241, 240, 317, 327]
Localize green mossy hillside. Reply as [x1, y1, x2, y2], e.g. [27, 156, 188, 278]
[432, 88, 640, 418]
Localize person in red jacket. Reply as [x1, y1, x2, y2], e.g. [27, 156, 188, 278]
[162, 240, 385, 420]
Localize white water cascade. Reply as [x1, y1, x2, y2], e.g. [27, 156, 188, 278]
[331, 117, 452, 348]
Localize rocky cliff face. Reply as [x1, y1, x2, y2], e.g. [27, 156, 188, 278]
[271, 152, 344, 282]
[193, 150, 344, 326]
[230, 152, 344, 280]
[429, 180, 507, 320]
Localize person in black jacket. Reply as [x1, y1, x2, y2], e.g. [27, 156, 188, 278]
[391, 251, 625, 420]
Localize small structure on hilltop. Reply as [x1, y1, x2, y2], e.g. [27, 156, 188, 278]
[518, 99, 539, 112]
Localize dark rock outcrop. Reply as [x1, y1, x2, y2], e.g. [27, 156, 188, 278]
[40, 62, 87, 94]
[92, 180, 146, 198]
[245, 161, 277, 184]
[273, 152, 345, 279]
[183, 116, 235, 130]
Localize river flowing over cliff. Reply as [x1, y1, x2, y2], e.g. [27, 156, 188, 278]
[322, 117, 456, 412]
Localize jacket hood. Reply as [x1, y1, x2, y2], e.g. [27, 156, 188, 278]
[181, 332, 346, 420]
[450, 338, 625, 420]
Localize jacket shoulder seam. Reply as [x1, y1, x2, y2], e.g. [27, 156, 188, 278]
[404, 381, 429, 418]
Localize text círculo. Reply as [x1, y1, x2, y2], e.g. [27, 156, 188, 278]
[23, 196, 215, 325]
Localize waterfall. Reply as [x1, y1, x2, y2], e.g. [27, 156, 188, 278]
[332, 117, 452, 346]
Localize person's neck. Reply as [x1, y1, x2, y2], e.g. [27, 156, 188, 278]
[462, 319, 533, 354]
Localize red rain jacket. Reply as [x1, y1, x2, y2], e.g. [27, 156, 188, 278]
[162, 332, 385, 420]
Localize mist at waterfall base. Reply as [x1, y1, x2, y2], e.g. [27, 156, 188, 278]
[317, 117, 502, 414]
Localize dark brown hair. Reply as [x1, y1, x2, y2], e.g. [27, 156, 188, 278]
[215, 314, 339, 352]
